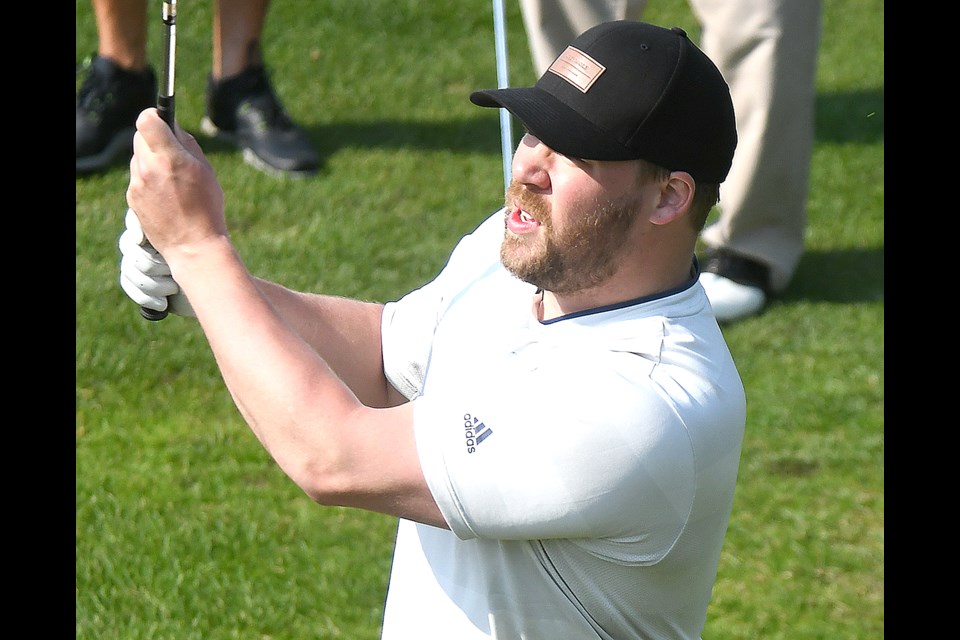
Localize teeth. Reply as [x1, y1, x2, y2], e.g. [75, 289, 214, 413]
[520, 211, 534, 222]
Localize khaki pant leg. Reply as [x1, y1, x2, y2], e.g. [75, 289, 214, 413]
[691, 0, 822, 291]
[518, 0, 648, 75]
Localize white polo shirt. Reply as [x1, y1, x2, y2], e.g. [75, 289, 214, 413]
[379, 209, 745, 640]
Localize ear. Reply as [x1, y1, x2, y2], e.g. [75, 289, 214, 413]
[649, 171, 695, 226]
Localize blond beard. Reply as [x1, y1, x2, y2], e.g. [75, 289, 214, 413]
[500, 181, 639, 294]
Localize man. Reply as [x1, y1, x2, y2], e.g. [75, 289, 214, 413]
[119, 20, 746, 639]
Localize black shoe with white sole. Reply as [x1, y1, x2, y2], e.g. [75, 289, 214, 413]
[76, 55, 157, 174]
[699, 248, 772, 322]
[201, 65, 319, 177]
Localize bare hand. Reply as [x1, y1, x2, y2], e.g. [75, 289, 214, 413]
[126, 108, 227, 260]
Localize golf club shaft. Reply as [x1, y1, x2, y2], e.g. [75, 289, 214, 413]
[140, 0, 177, 321]
[492, 0, 512, 192]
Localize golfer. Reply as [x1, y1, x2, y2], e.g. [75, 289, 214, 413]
[120, 20, 746, 639]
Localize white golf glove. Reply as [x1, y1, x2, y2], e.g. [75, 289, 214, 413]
[118, 208, 196, 318]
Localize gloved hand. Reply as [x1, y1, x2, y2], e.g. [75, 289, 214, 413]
[118, 208, 196, 318]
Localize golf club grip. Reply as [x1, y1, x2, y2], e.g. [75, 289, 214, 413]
[157, 95, 175, 128]
[138, 96, 174, 321]
[139, 0, 176, 322]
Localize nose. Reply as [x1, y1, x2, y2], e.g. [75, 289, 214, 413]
[511, 133, 551, 190]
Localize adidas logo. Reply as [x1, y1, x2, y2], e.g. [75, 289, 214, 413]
[463, 413, 494, 453]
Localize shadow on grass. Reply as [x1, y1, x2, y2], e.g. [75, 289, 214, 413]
[815, 88, 884, 144]
[196, 86, 886, 160]
[195, 114, 509, 167]
[78, 87, 884, 177]
[781, 247, 884, 305]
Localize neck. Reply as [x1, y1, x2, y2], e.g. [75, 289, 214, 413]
[538, 253, 695, 321]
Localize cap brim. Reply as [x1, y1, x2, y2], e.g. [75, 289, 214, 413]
[470, 87, 636, 161]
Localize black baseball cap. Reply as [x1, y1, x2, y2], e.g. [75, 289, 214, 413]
[470, 20, 737, 183]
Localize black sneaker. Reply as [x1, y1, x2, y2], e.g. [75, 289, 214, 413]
[201, 65, 319, 176]
[699, 248, 772, 322]
[701, 248, 772, 293]
[76, 55, 157, 174]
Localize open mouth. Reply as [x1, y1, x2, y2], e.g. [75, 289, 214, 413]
[507, 205, 541, 234]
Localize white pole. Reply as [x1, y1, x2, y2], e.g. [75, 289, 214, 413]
[492, 0, 513, 191]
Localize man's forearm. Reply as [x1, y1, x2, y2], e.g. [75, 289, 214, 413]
[253, 278, 404, 408]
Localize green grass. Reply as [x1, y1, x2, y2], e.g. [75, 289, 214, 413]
[76, 1, 884, 638]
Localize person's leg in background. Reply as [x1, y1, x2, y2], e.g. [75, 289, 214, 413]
[77, 0, 319, 177]
[76, 0, 156, 174]
[201, 0, 320, 176]
[519, 0, 647, 76]
[693, 0, 822, 321]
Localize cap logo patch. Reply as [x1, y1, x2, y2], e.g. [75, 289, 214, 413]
[547, 46, 606, 93]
